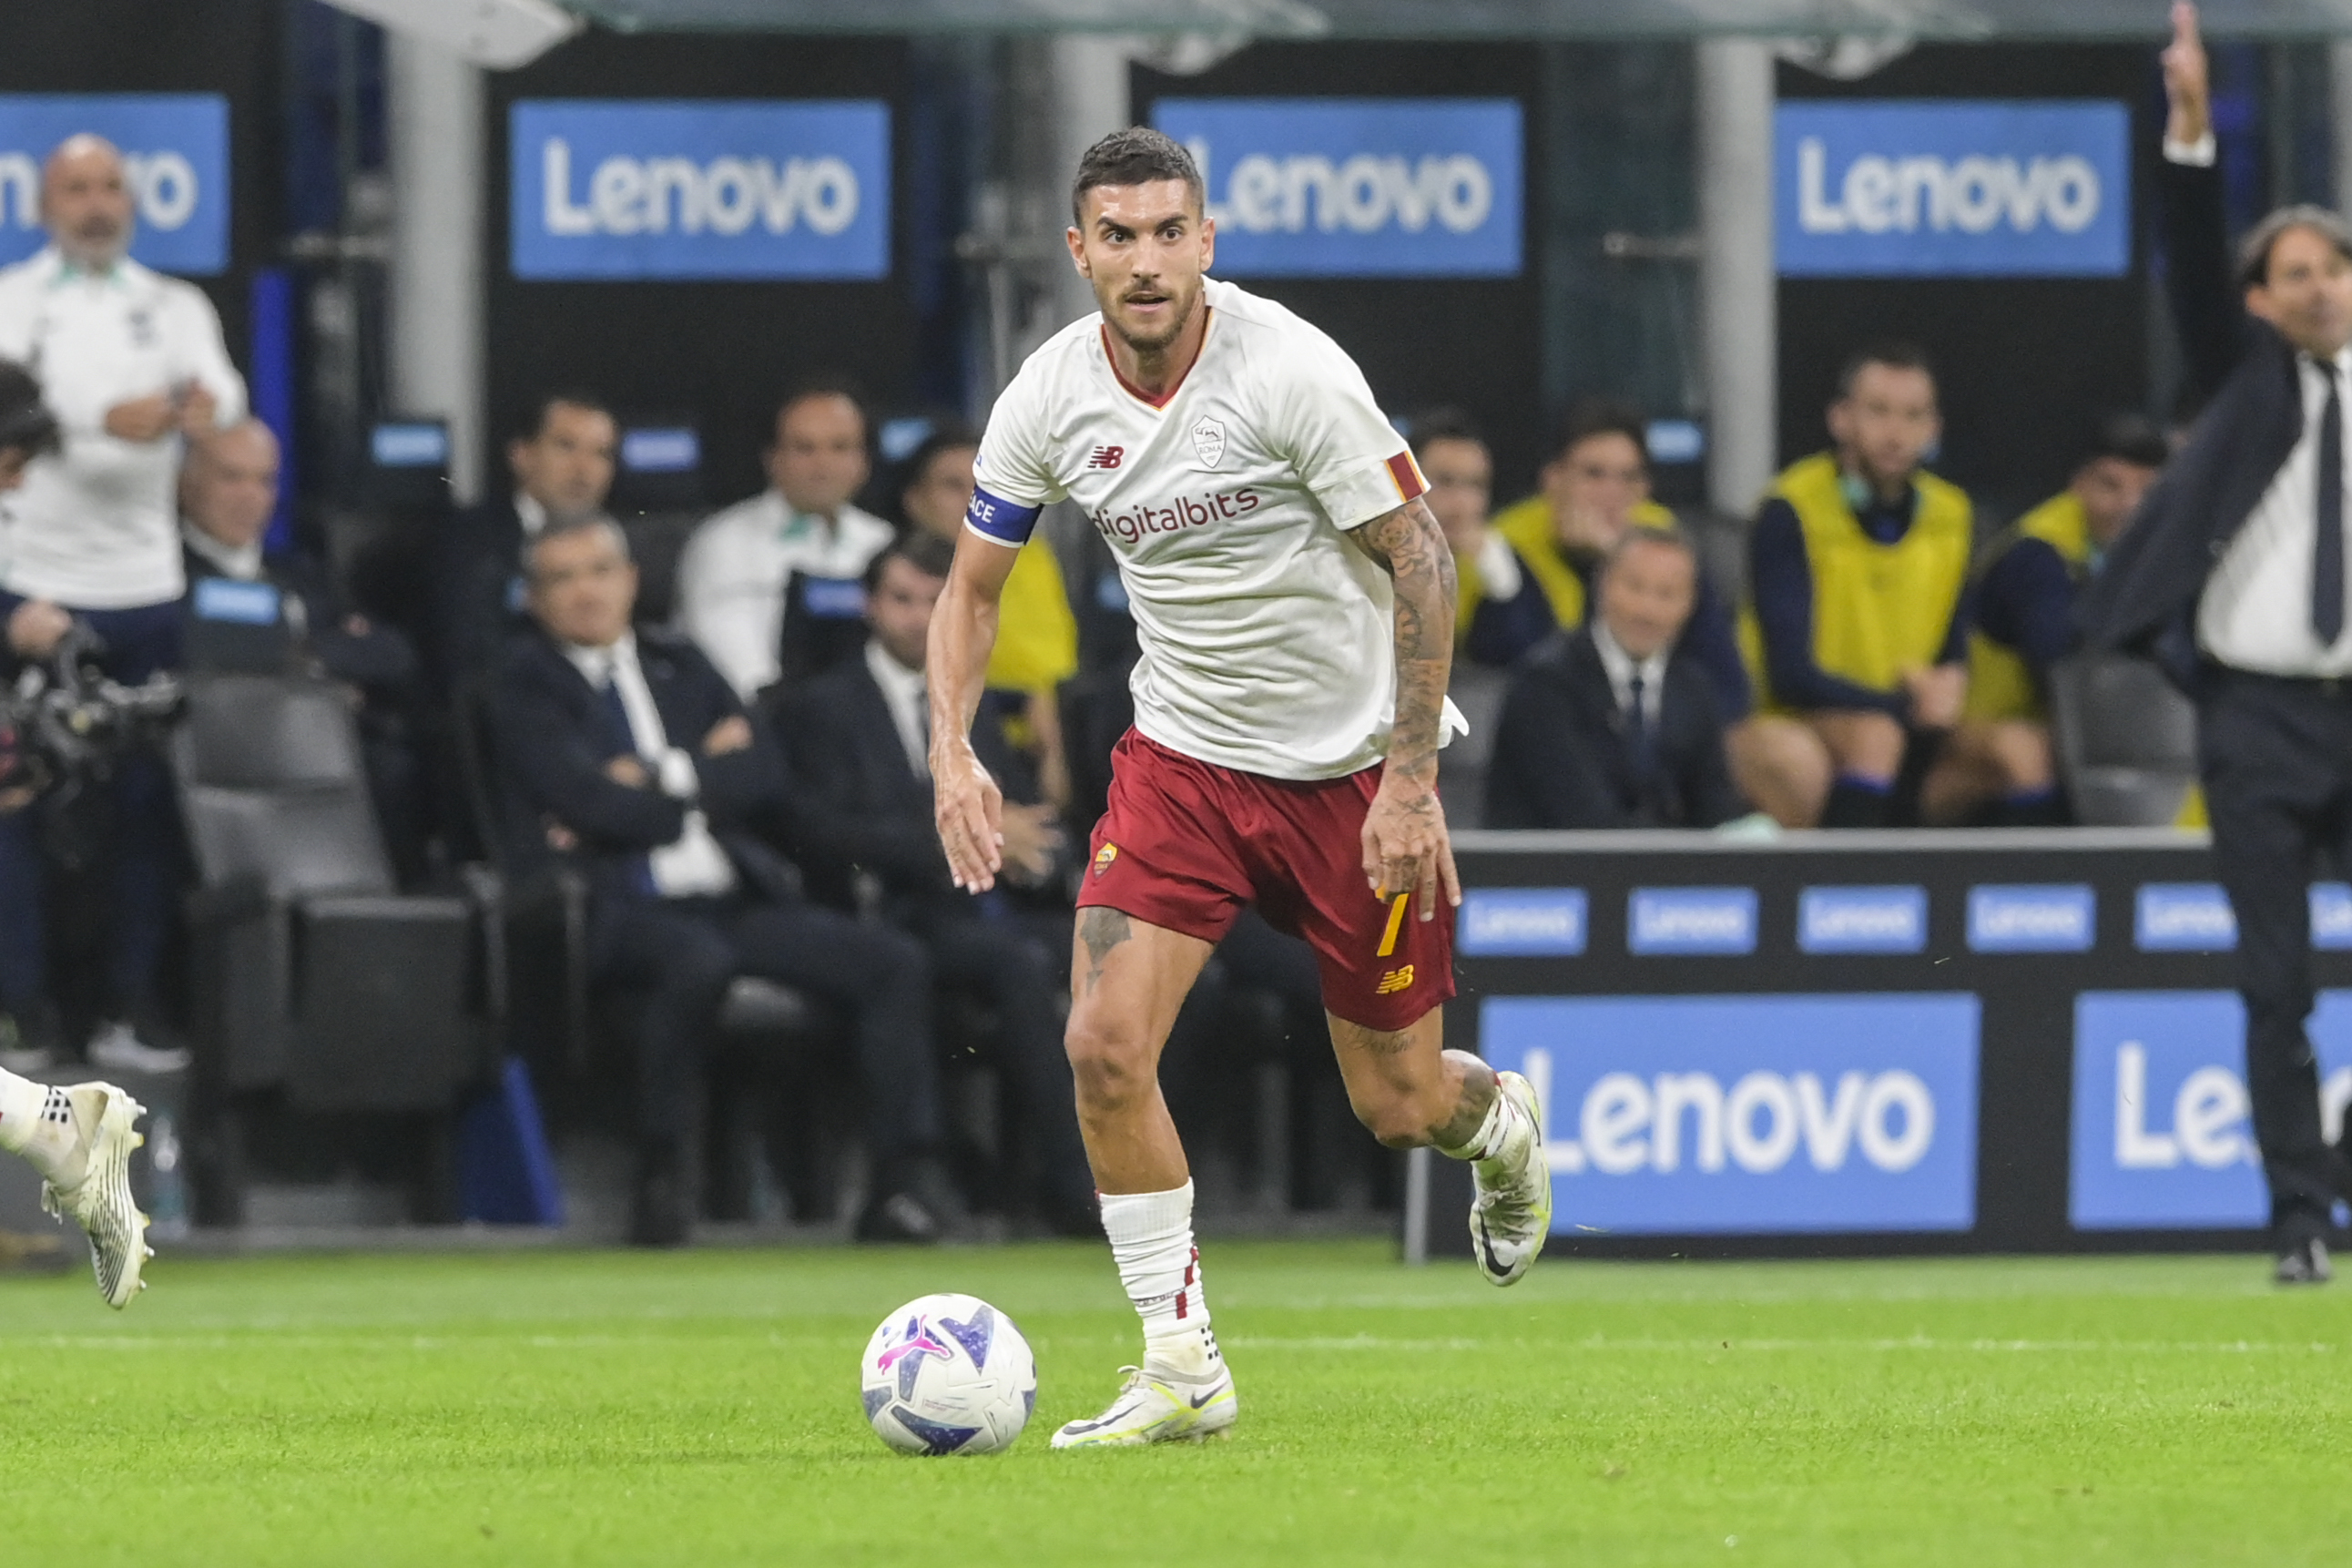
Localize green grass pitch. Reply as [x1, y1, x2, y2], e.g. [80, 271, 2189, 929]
[0, 1239, 2345, 1564]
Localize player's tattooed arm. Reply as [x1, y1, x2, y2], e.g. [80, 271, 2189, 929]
[1350, 496, 1462, 921]
[930, 536, 1023, 892]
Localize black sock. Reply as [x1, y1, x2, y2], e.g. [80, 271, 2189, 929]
[1820, 776, 1893, 829]
[1989, 789, 2066, 828]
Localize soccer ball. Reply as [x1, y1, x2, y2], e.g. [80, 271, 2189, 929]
[860, 1293, 1038, 1456]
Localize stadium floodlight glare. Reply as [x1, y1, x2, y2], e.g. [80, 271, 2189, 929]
[315, 0, 582, 68]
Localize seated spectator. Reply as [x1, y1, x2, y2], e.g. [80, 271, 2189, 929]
[676, 382, 893, 701]
[180, 419, 430, 880]
[898, 422, 1077, 809]
[494, 515, 948, 1247]
[433, 390, 617, 690]
[1742, 341, 1973, 829]
[778, 535, 1095, 1233]
[1486, 526, 1745, 830]
[1403, 410, 1497, 645]
[1926, 413, 2171, 826]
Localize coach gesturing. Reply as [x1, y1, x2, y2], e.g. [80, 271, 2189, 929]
[2084, 3, 2352, 1283]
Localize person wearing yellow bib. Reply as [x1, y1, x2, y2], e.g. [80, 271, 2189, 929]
[1924, 414, 2168, 825]
[1745, 342, 1972, 828]
[901, 423, 1078, 810]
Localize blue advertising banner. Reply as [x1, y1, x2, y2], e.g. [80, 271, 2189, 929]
[1798, 886, 1927, 955]
[2134, 882, 2235, 952]
[1967, 883, 2096, 952]
[1457, 888, 1587, 957]
[1149, 98, 1521, 278]
[1481, 993, 1980, 1234]
[1627, 888, 1757, 956]
[1776, 101, 2129, 278]
[510, 100, 890, 281]
[0, 95, 228, 275]
[2071, 991, 2352, 1229]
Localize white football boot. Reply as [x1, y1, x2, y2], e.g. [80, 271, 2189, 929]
[39, 1084, 152, 1308]
[1051, 1357, 1238, 1449]
[1470, 1069, 1552, 1287]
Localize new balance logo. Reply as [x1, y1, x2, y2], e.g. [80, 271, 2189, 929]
[1086, 444, 1125, 470]
[1375, 965, 1415, 996]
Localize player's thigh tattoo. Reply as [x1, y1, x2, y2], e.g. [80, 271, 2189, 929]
[1076, 908, 1133, 996]
[1330, 1015, 1417, 1056]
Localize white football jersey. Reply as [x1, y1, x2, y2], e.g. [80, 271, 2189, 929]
[968, 278, 1442, 781]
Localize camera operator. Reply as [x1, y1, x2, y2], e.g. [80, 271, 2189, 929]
[0, 136, 244, 1075]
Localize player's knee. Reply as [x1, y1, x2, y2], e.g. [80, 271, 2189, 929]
[1345, 1074, 1450, 1149]
[1064, 1013, 1156, 1116]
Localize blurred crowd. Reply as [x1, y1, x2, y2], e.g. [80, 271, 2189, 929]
[0, 128, 2190, 1244]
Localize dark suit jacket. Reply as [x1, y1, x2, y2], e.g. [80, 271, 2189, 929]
[181, 541, 422, 698]
[433, 494, 531, 691]
[777, 645, 1042, 911]
[1483, 626, 1745, 830]
[2079, 155, 2309, 681]
[493, 626, 799, 913]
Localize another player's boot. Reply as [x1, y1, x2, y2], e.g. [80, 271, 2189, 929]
[1051, 1349, 1237, 1449]
[1469, 1069, 1552, 1287]
[38, 1084, 152, 1308]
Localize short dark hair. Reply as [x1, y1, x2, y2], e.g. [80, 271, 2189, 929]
[1549, 398, 1648, 467]
[1407, 407, 1485, 457]
[514, 388, 613, 444]
[1071, 127, 1204, 227]
[773, 377, 870, 445]
[2236, 204, 2352, 290]
[523, 513, 630, 580]
[901, 419, 981, 491]
[1836, 340, 1935, 400]
[864, 531, 956, 595]
[0, 359, 58, 460]
[1604, 522, 1696, 576]
[2077, 412, 2170, 473]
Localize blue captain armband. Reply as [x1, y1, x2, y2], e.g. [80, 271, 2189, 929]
[964, 484, 1042, 546]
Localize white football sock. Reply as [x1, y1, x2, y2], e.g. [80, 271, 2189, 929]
[1099, 1181, 1219, 1378]
[1434, 1081, 1533, 1176]
[0, 1070, 77, 1180]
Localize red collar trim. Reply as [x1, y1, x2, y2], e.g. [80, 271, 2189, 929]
[1099, 309, 1212, 411]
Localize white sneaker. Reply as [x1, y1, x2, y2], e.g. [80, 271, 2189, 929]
[1470, 1069, 1553, 1287]
[1050, 1359, 1239, 1449]
[40, 1084, 152, 1309]
[87, 1022, 192, 1076]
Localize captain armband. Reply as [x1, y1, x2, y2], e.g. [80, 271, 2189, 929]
[964, 484, 1042, 546]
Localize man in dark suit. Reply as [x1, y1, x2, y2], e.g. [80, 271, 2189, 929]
[1486, 525, 1746, 831]
[180, 419, 430, 883]
[779, 534, 1096, 1233]
[2080, 3, 2352, 1283]
[494, 514, 947, 1247]
[433, 391, 617, 691]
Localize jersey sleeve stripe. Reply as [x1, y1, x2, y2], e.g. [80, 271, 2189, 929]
[1384, 451, 1429, 504]
[964, 484, 1043, 545]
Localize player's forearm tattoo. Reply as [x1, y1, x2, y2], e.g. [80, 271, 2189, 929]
[1077, 907, 1133, 996]
[1354, 498, 1457, 784]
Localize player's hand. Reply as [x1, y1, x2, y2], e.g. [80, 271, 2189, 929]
[1361, 767, 1461, 924]
[933, 736, 1005, 892]
[176, 383, 219, 438]
[998, 801, 1064, 886]
[702, 715, 752, 756]
[6, 599, 69, 658]
[1902, 665, 1968, 731]
[2162, 2, 2210, 148]
[103, 393, 177, 443]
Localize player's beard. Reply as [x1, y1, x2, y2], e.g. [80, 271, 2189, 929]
[1105, 280, 1200, 356]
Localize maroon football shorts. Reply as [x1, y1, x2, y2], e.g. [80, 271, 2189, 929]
[1074, 728, 1456, 1033]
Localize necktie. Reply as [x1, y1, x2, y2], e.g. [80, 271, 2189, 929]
[1625, 669, 1657, 788]
[2316, 360, 2345, 646]
[596, 667, 659, 897]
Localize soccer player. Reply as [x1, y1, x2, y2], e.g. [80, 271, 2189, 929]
[927, 128, 1551, 1449]
[0, 355, 152, 1308]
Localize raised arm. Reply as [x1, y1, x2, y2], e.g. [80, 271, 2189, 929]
[928, 533, 1022, 891]
[1350, 496, 1462, 922]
